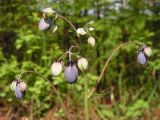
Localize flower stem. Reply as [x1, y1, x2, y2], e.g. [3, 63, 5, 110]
[83, 73, 89, 120]
[88, 41, 145, 98]
[58, 15, 81, 46]
[17, 71, 69, 119]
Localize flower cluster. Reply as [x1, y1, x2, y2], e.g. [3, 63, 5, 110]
[11, 79, 27, 98]
[51, 57, 88, 84]
[137, 45, 152, 65]
[76, 21, 96, 47]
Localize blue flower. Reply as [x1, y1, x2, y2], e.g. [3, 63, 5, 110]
[64, 61, 78, 84]
[11, 79, 27, 99]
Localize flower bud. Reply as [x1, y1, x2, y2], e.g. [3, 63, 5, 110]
[38, 18, 52, 31]
[43, 7, 55, 18]
[51, 61, 63, 76]
[19, 81, 27, 92]
[88, 27, 94, 31]
[88, 36, 95, 47]
[144, 46, 152, 57]
[11, 81, 16, 91]
[76, 28, 86, 35]
[65, 61, 78, 84]
[77, 57, 88, 71]
[137, 51, 147, 65]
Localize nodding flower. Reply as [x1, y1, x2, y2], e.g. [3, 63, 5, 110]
[137, 50, 147, 65]
[11, 79, 27, 99]
[38, 18, 52, 31]
[64, 61, 78, 84]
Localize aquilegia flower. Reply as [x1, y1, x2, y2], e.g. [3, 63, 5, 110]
[51, 61, 63, 76]
[77, 57, 88, 71]
[76, 28, 86, 35]
[143, 46, 152, 57]
[38, 18, 52, 31]
[43, 7, 55, 18]
[137, 50, 147, 65]
[11, 79, 27, 98]
[64, 61, 78, 83]
[88, 36, 95, 47]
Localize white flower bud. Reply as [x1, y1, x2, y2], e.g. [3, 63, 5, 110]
[51, 61, 63, 76]
[88, 36, 95, 47]
[19, 81, 27, 92]
[76, 28, 86, 35]
[43, 7, 55, 17]
[11, 81, 16, 91]
[88, 27, 94, 31]
[144, 47, 152, 57]
[77, 57, 88, 71]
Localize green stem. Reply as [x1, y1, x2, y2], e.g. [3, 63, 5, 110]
[17, 71, 69, 120]
[42, 33, 47, 66]
[84, 73, 89, 120]
[88, 41, 145, 98]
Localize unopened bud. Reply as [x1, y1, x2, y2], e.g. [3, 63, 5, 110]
[51, 61, 63, 76]
[77, 57, 88, 71]
[43, 7, 56, 17]
[11, 81, 16, 91]
[88, 27, 94, 31]
[77, 28, 86, 35]
[19, 81, 27, 92]
[88, 36, 95, 47]
[144, 46, 152, 57]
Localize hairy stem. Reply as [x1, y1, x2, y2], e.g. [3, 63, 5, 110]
[88, 41, 145, 98]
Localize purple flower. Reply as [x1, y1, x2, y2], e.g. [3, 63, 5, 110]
[64, 61, 78, 84]
[15, 84, 23, 98]
[11, 79, 27, 99]
[38, 18, 52, 31]
[137, 51, 147, 65]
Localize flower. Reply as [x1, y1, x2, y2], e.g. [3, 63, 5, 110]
[88, 36, 95, 47]
[76, 28, 86, 35]
[137, 51, 147, 65]
[64, 61, 78, 83]
[43, 7, 55, 17]
[144, 46, 152, 57]
[51, 61, 63, 76]
[88, 27, 94, 31]
[38, 18, 52, 31]
[11, 79, 27, 99]
[77, 57, 88, 71]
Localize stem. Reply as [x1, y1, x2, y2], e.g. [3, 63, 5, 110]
[84, 73, 89, 120]
[88, 41, 145, 98]
[42, 33, 47, 66]
[58, 15, 77, 33]
[58, 15, 81, 46]
[17, 71, 69, 119]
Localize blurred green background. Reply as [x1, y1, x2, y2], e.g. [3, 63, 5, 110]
[0, 0, 160, 120]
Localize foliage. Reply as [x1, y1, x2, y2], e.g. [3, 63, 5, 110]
[0, 0, 160, 119]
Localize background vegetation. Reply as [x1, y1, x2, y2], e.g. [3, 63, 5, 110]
[0, 0, 160, 119]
